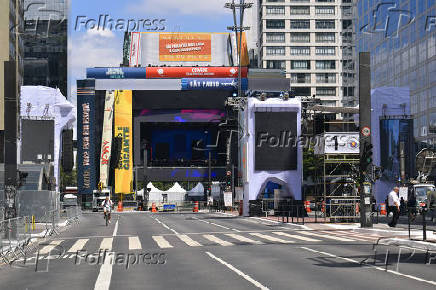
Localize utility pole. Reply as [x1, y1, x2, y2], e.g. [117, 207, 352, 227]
[359, 52, 373, 228]
[4, 61, 18, 220]
[225, 0, 252, 103]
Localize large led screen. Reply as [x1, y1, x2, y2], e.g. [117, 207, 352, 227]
[255, 112, 297, 171]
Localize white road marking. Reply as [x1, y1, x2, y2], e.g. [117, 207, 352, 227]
[318, 231, 368, 242]
[177, 234, 202, 247]
[206, 251, 270, 290]
[299, 231, 356, 242]
[38, 240, 63, 254]
[99, 238, 113, 250]
[300, 247, 436, 287]
[192, 217, 233, 230]
[249, 233, 294, 244]
[152, 236, 173, 248]
[273, 232, 320, 242]
[203, 235, 234, 246]
[154, 217, 179, 234]
[94, 219, 117, 290]
[67, 239, 89, 253]
[225, 234, 264, 245]
[128, 236, 142, 250]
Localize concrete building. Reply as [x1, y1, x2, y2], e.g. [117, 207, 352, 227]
[248, 0, 356, 108]
[355, 0, 436, 144]
[0, 0, 24, 163]
[23, 0, 68, 96]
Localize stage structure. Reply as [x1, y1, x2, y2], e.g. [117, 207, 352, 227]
[241, 97, 302, 216]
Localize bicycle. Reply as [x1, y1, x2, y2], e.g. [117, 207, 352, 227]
[103, 210, 111, 226]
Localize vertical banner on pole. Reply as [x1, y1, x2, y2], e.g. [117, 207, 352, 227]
[77, 79, 96, 195]
[114, 90, 133, 194]
[99, 90, 115, 188]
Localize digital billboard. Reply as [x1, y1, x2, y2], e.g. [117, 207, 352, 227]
[255, 112, 298, 171]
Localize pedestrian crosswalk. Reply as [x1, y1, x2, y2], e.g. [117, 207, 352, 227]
[34, 230, 384, 255]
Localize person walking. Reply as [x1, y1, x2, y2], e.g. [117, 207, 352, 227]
[388, 187, 400, 227]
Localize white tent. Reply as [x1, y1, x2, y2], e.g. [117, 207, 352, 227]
[188, 183, 205, 196]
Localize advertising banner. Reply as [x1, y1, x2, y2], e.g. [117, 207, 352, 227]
[114, 90, 133, 194]
[99, 90, 115, 188]
[77, 80, 96, 194]
[129, 32, 141, 67]
[224, 192, 233, 207]
[146, 66, 247, 78]
[86, 67, 147, 79]
[138, 32, 233, 66]
[159, 33, 212, 62]
[324, 133, 359, 154]
[181, 78, 248, 90]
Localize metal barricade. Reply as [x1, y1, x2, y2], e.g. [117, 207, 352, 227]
[329, 198, 359, 222]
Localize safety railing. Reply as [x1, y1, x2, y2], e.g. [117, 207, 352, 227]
[0, 206, 82, 264]
[0, 217, 32, 264]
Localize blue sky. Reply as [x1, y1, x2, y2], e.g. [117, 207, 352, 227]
[69, 0, 234, 101]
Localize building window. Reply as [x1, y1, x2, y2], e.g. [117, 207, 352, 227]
[266, 46, 285, 55]
[316, 73, 336, 83]
[266, 60, 286, 69]
[316, 87, 336, 96]
[266, 33, 285, 43]
[291, 20, 310, 29]
[266, 0, 284, 2]
[266, 6, 285, 15]
[315, 46, 335, 55]
[315, 6, 335, 15]
[290, 32, 310, 42]
[291, 60, 311, 69]
[290, 73, 311, 83]
[266, 20, 285, 29]
[290, 47, 310, 55]
[316, 20, 335, 29]
[315, 32, 335, 43]
[294, 87, 311, 96]
[290, 6, 310, 15]
[315, 60, 336, 69]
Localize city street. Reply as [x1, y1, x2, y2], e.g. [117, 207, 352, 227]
[1, 212, 435, 290]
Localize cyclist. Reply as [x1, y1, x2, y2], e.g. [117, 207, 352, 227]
[101, 196, 113, 224]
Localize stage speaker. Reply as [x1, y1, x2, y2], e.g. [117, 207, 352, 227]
[62, 129, 73, 172]
[156, 143, 170, 160]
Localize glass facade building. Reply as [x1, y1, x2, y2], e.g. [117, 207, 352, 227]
[23, 0, 68, 96]
[356, 0, 436, 143]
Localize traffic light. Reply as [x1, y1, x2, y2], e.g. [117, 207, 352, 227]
[361, 142, 373, 170]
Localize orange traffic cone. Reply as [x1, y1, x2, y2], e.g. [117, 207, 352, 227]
[117, 201, 123, 212]
[380, 203, 387, 215]
[305, 201, 311, 213]
[152, 202, 157, 213]
[193, 201, 199, 213]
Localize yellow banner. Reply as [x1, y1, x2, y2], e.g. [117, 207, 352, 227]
[114, 90, 133, 194]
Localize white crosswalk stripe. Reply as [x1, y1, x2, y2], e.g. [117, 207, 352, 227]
[152, 236, 173, 248]
[177, 234, 202, 247]
[249, 233, 294, 244]
[128, 236, 142, 250]
[225, 233, 264, 245]
[39, 240, 64, 254]
[273, 232, 320, 242]
[99, 238, 113, 250]
[298, 231, 356, 242]
[67, 239, 89, 253]
[203, 235, 234, 246]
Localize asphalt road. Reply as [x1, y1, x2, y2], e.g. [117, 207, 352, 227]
[1, 211, 435, 290]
